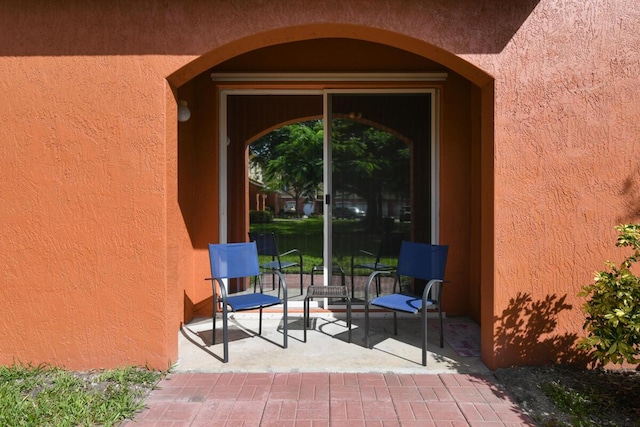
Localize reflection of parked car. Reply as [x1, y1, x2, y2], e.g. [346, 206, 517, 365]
[400, 206, 411, 222]
[281, 201, 296, 216]
[333, 206, 365, 219]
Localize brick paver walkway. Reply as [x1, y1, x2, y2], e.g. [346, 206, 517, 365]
[122, 372, 535, 426]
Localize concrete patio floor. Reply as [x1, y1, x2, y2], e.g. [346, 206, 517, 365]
[175, 271, 489, 374]
[174, 312, 490, 375]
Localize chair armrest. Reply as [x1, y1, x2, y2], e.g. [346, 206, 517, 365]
[427, 280, 447, 304]
[364, 270, 393, 303]
[213, 277, 230, 301]
[351, 249, 376, 268]
[421, 279, 443, 308]
[280, 248, 300, 257]
[273, 270, 288, 301]
[355, 249, 375, 258]
[280, 248, 302, 263]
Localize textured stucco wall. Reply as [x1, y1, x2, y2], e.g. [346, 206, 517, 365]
[1, 55, 183, 369]
[1, 0, 638, 370]
[468, 1, 640, 367]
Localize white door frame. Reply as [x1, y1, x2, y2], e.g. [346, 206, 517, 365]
[218, 87, 441, 294]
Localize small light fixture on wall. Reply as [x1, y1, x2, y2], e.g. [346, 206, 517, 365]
[178, 100, 191, 122]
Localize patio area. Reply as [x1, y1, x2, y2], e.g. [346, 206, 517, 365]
[175, 311, 489, 375]
[119, 279, 543, 426]
[178, 269, 488, 374]
[122, 313, 537, 426]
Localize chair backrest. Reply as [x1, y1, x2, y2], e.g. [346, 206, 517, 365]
[248, 232, 280, 257]
[396, 241, 448, 281]
[208, 242, 261, 279]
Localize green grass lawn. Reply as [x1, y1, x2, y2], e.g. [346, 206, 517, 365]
[0, 363, 162, 427]
[250, 216, 410, 274]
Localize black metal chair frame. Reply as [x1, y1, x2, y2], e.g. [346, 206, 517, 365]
[363, 242, 448, 366]
[350, 233, 403, 299]
[207, 242, 288, 363]
[249, 232, 304, 296]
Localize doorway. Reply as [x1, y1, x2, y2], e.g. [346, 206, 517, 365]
[175, 30, 490, 365]
[220, 83, 440, 307]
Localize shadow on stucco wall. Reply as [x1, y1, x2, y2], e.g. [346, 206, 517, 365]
[1, 1, 542, 56]
[185, 289, 215, 318]
[494, 292, 590, 368]
[619, 164, 640, 223]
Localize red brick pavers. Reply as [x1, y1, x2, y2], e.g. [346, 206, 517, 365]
[121, 372, 535, 426]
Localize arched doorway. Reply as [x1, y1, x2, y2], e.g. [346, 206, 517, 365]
[172, 28, 494, 364]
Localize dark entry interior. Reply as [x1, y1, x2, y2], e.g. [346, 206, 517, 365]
[178, 37, 482, 325]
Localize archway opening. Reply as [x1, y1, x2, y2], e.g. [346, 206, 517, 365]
[174, 31, 493, 365]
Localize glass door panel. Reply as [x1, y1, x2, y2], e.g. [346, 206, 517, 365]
[238, 94, 323, 299]
[329, 93, 431, 303]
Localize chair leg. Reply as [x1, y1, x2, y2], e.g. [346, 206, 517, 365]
[346, 297, 352, 343]
[364, 302, 370, 348]
[439, 306, 444, 348]
[212, 290, 217, 345]
[421, 309, 427, 366]
[350, 270, 355, 299]
[393, 312, 398, 335]
[283, 297, 288, 349]
[303, 296, 309, 342]
[259, 308, 263, 335]
[276, 274, 281, 300]
[222, 303, 229, 363]
[299, 266, 303, 296]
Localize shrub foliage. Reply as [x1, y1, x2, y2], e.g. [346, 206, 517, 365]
[579, 224, 640, 366]
[250, 210, 273, 224]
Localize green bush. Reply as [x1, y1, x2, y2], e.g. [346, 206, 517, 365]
[579, 224, 640, 366]
[250, 210, 273, 224]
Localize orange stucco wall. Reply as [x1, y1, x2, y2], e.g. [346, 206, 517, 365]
[1, 0, 638, 371]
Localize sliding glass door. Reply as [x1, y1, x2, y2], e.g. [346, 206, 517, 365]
[327, 92, 432, 303]
[222, 89, 437, 303]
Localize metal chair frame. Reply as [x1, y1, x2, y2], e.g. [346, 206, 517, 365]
[249, 232, 304, 296]
[350, 233, 403, 299]
[208, 242, 288, 363]
[363, 241, 448, 366]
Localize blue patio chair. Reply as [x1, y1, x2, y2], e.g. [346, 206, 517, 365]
[208, 242, 288, 363]
[364, 241, 448, 366]
[249, 232, 304, 296]
[350, 232, 403, 299]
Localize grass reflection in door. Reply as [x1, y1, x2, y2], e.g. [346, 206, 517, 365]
[249, 117, 412, 302]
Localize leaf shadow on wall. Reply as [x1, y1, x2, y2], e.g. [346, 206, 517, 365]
[494, 293, 590, 368]
[619, 164, 640, 223]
